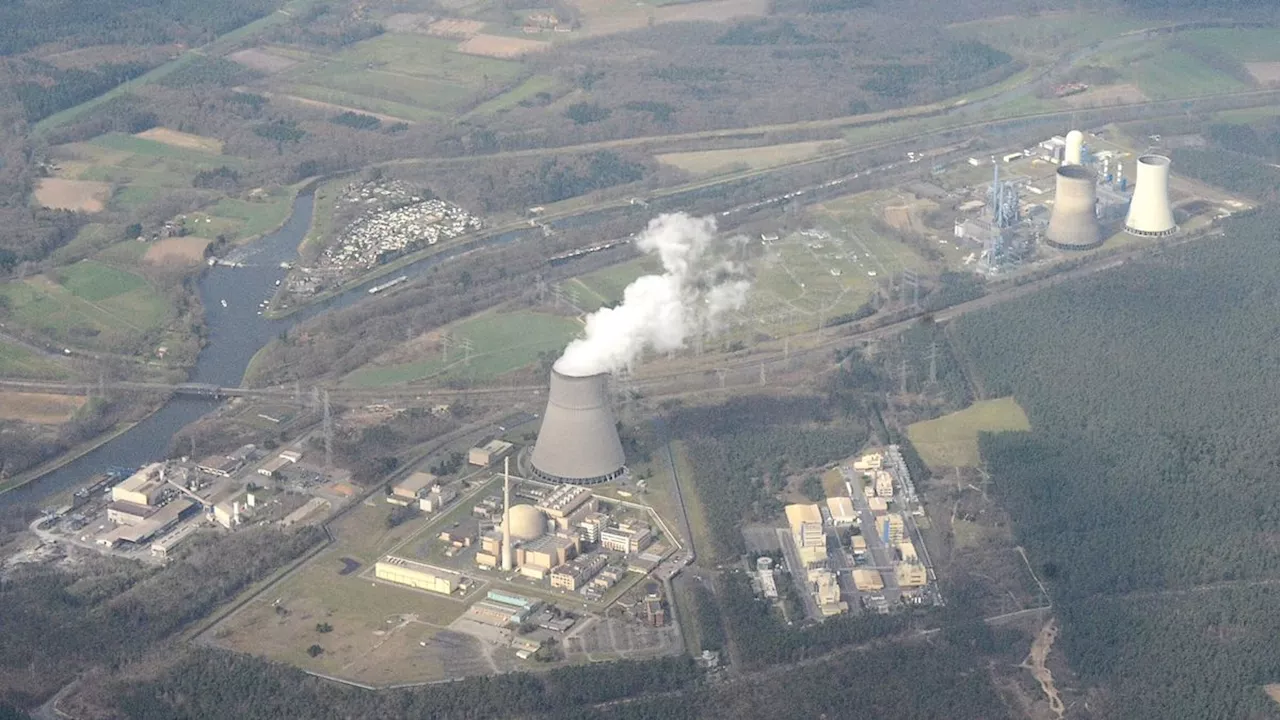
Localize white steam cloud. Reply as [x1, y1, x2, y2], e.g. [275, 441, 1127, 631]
[555, 213, 750, 377]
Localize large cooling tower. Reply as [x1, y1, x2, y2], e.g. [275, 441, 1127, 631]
[1046, 165, 1101, 250]
[1064, 130, 1085, 165]
[530, 369, 626, 486]
[1124, 154, 1177, 237]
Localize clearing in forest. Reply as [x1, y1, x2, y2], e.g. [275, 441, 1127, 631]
[135, 127, 224, 154]
[143, 237, 211, 265]
[456, 34, 550, 59]
[656, 140, 842, 176]
[228, 47, 301, 73]
[34, 179, 110, 212]
[1247, 63, 1280, 86]
[0, 392, 86, 424]
[907, 397, 1030, 471]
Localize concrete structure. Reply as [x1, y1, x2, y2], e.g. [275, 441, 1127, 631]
[851, 534, 868, 556]
[853, 568, 885, 591]
[279, 450, 302, 463]
[530, 370, 626, 485]
[470, 439, 514, 467]
[809, 568, 846, 616]
[390, 471, 437, 505]
[257, 455, 292, 477]
[151, 521, 201, 559]
[877, 513, 905, 545]
[1064, 130, 1085, 165]
[899, 538, 919, 564]
[896, 563, 928, 588]
[107, 500, 154, 526]
[1046, 164, 1101, 249]
[502, 457, 514, 571]
[468, 600, 529, 627]
[111, 464, 165, 506]
[506, 505, 546, 542]
[874, 470, 895, 499]
[535, 484, 594, 530]
[551, 552, 608, 590]
[375, 556, 460, 595]
[599, 523, 652, 554]
[867, 496, 888, 514]
[196, 454, 242, 477]
[418, 484, 457, 512]
[786, 504, 826, 569]
[826, 497, 857, 526]
[576, 511, 609, 543]
[518, 534, 576, 571]
[1124, 154, 1177, 237]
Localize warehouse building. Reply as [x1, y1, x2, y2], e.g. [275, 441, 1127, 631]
[785, 503, 827, 569]
[196, 454, 243, 477]
[853, 568, 885, 592]
[389, 471, 437, 505]
[375, 556, 461, 595]
[469, 439, 514, 467]
[107, 500, 155, 526]
[825, 497, 857, 526]
[111, 464, 166, 506]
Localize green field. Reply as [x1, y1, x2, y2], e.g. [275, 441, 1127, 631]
[657, 140, 846, 177]
[1173, 28, 1280, 62]
[0, 341, 72, 380]
[906, 397, 1031, 470]
[562, 257, 661, 312]
[276, 34, 525, 120]
[343, 310, 582, 387]
[0, 261, 168, 351]
[948, 13, 1151, 58]
[468, 74, 559, 117]
[1117, 46, 1250, 100]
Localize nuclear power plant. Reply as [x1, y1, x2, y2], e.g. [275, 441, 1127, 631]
[529, 368, 626, 486]
[1064, 130, 1085, 166]
[1046, 164, 1102, 249]
[1124, 154, 1177, 237]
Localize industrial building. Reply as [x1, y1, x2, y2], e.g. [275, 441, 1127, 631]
[808, 568, 846, 616]
[419, 484, 457, 512]
[108, 500, 156, 526]
[389, 471, 437, 505]
[375, 556, 461, 595]
[876, 513, 905, 545]
[530, 370, 626, 485]
[757, 556, 779, 599]
[825, 497, 856, 526]
[111, 463, 166, 506]
[196, 454, 243, 477]
[853, 568, 885, 592]
[599, 523, 652, 555]
[98, 498, 197, 549]
[469, 439, 514, 467]
[896, 562, 928, 588]
[785, 503, 826, 569]
[517, 534, 577, 574]
[535, 484, 595, 530]
[550, 552, 608, 590]
[874, 470, 895, 499]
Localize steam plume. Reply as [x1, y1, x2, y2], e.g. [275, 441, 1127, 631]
[555, 213, 750, 377]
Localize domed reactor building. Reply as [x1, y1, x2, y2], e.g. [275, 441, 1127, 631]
[530, 368, 626, 485]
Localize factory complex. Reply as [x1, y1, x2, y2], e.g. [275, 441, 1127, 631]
[770, 446, 936, 618]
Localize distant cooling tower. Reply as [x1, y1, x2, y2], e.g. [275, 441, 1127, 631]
[1124, 154, 1177, 237]
[1064, 130, 1085, 165]
[530, 369, 626, 486]
[1046, 165, 1101, 249]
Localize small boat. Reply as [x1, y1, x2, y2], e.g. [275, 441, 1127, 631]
[220, 299, 228, 308]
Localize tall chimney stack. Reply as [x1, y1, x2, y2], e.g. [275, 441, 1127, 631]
[501, 456, 513, 572]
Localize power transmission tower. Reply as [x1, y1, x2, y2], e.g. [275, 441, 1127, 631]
[928, 342, 938, 385]
[899, 357, 909, 396]
[901, 269, 921, 309]
[322, 390, 333, 471]
[293, 380, 301, 404]
[716, 368, 727, 389]
[310, 386, 321, 413]
[759, 363, 767, 386]
[440, 332, 452, 363]
[459, 338, 474, 366]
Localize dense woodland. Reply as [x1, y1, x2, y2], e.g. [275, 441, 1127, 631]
[951, 207, 1280, 718]
[0, 525, 322, 706]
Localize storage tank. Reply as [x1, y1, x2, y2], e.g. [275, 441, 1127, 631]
[530, 369, 626, 485]
[1064, 130, 1085, 165]
[505, 504, 546, 541]
[1124, 154, 1177, 237]
[1046, 165, 1101, 249]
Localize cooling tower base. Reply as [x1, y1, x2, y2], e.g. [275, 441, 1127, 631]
[530, 465, 626, 486]
[1045, 237, 1104, 251]
[1124, 225, 1178, 238]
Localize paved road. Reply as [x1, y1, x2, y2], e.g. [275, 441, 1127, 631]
[844, 468, 901, 606]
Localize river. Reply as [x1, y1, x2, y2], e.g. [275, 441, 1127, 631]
[1, 192, 561, 509]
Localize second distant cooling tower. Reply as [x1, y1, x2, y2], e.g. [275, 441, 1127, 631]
[1046, 164, 1101, 250]
[530, 369, 626, 486]
[1125, 154, 1177, 237]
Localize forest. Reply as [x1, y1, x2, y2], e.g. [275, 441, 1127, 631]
[667, 395, 871, 559]
[0, 524, 323, 706]
[950, 207, 1280, 717]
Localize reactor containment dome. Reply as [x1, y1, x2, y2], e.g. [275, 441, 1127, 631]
[1046, 164, 1101, 250]
[505, 504, 546, 541]
[1124, 154, 1177, 238]
[530, 369, 626, 486]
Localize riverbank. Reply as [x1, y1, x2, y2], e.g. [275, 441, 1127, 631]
[0, 417, 144, 497]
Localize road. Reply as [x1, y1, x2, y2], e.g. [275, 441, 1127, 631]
[844, 469, 901, 606]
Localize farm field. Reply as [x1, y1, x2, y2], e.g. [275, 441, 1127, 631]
[0, 261, 168, 352]
[272, 34, 524, 121]
[134, 127, 224, 154]
[467, 75, 559, 117]
[0, 392, 86, 424]
[947, 12, 1152, 59]
[1173, 28, 1280, 63]
[342, 310, 582, 387]
[906, 397, 1030, 471]
[212, 502, 467, 684]
[561, 256, 662, 312]
[1116, 45, 1250, 100]
[656, 140, 845, 177]
[33, 179, 110, 212]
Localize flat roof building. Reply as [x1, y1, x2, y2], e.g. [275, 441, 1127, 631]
[419, 484, 457, 513]
[107, 500, 155, 526]
[111, 463, 166, 506]
[876, 513, 905, 545]
[469, 439, 514, 467]
[390, 471, 437, 504]
[197, 454, 242, 478]
[826, 497, 857, 525]
[599, 523, 652, 555]
[536, 484, 593, 521]
[853, 568, 885, 592]
[375, 556, 460, 595]
[257, 455, 292, 477]
[785, 504, 826, 568]
[518, 534, 577, 570]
